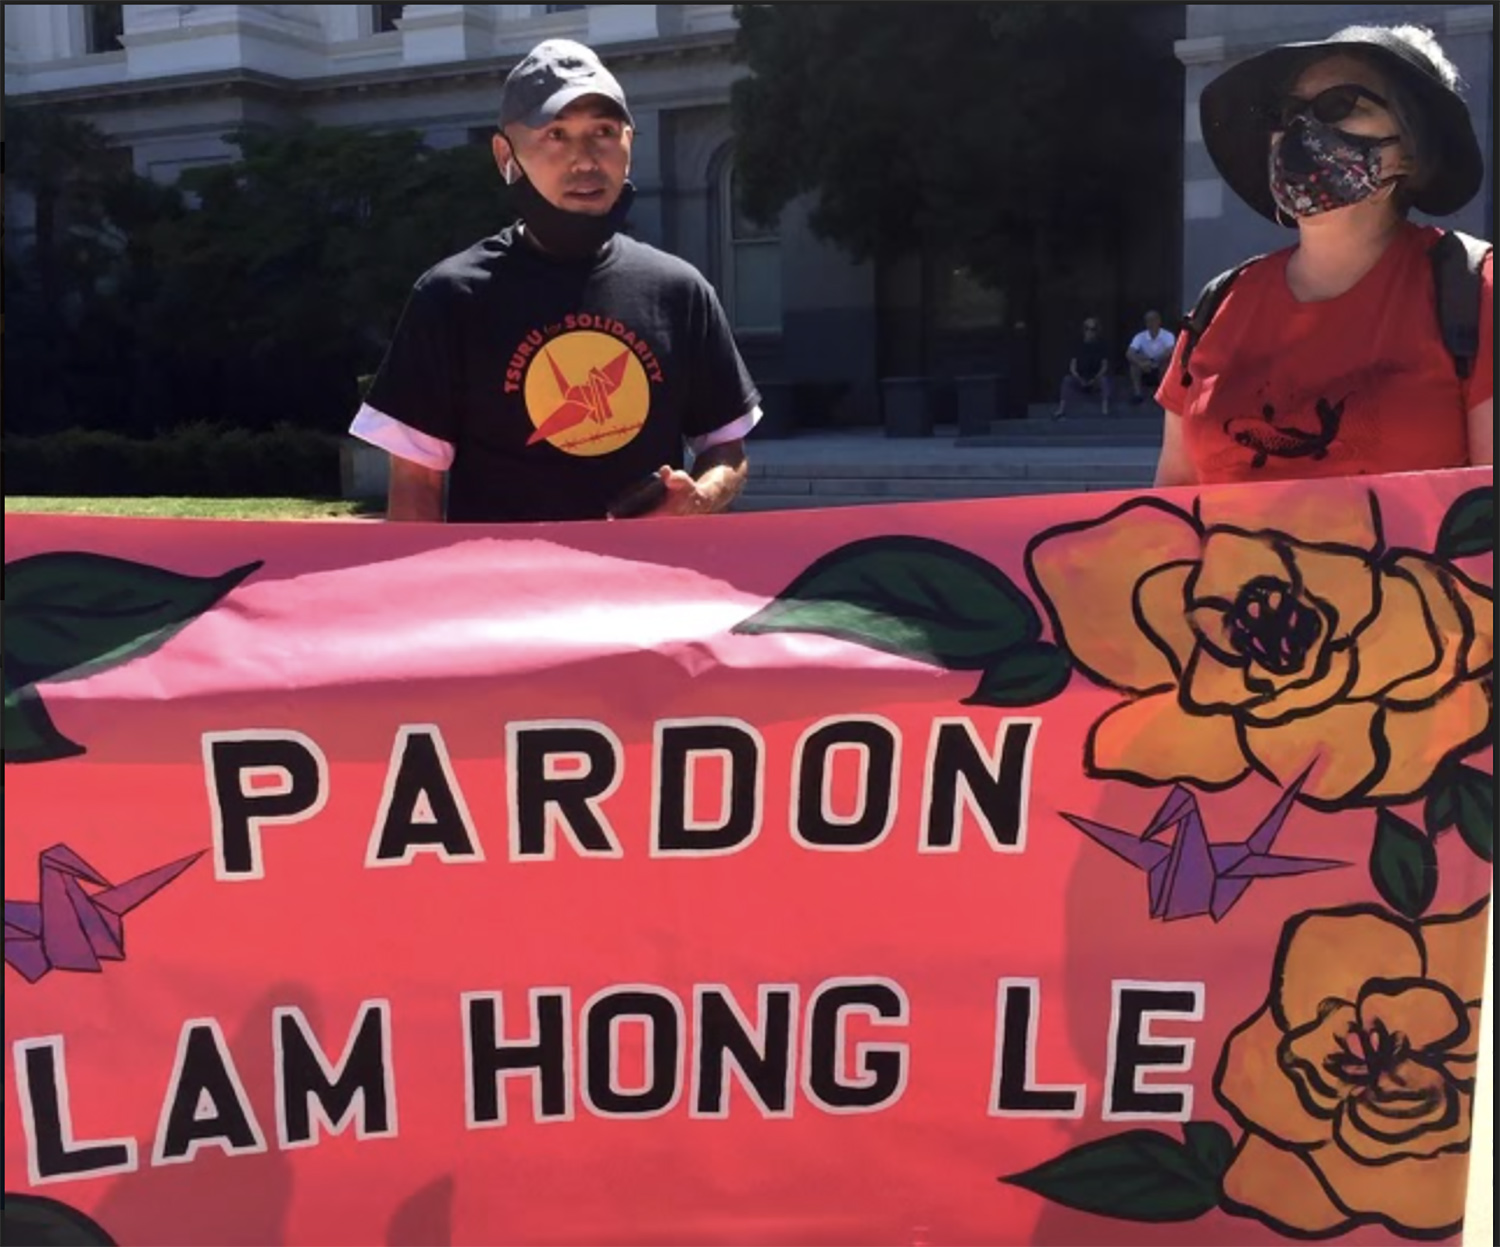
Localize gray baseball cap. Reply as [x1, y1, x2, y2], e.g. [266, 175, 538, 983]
[498, 39, 633, 131]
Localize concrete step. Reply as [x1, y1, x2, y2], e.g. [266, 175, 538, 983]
[965, 433, 1162, 447]
[736, 474, 1153, 511]
[783, 477, 1150, 498]
[1019, 401, 1166, 423]
[748, 461, 1156, 483]
[742, 433, 1159, 511]
[962, 416, 1164, 447]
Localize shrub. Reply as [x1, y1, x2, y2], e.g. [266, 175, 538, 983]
[3, 424, 344, 497]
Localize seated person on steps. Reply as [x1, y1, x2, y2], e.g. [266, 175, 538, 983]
[1126, 310, 1176, 404]
[1053, 317, 1111, 419]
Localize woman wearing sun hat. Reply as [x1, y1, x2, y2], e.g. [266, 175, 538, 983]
[1153, 23, 1493, 486]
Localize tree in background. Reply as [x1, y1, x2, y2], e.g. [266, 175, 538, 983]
[144, 124, 509, 432]
[729, 2, 1180, 291]
[5, 106, 513, 437]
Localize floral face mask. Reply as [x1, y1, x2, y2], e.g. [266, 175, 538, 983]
[1269, 114, 1402, 219]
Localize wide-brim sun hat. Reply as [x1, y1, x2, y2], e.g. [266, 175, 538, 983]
[1200, 26, 1484, 223]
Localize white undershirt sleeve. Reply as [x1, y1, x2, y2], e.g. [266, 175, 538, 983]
[349, 404, 455, 471]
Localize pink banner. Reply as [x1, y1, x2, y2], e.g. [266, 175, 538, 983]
[4, 469, 1493, 1246]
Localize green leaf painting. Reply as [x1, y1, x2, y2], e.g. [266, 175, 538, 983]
[1425, 763, 1494, 864]
[5, 553, 261, 688]
[1001, 1123, 1232, 1223]
[964, 641, 1072, 707]
[1369, 809, 1438, 919]
[1434, 487, 1494, 560]
[3, 676, 85, 765]
[734, 537, 1061, 697]
[3, 552, 262, 764]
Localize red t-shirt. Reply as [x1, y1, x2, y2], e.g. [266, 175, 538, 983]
[1157, 223, 1493, 483]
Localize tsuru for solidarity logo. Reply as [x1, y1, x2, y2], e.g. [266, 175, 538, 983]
[524, 330, 652, 457]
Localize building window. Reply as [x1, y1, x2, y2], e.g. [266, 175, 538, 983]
[372, 5, 404, 34]
[85, 4, 125, 54]
[722, 165, 783, 334]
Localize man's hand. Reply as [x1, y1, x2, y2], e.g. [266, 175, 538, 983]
[649, 466, 711, 515]
[644, 440, 748, 517]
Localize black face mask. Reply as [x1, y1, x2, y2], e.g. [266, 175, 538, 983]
[505, 154, 635, 261]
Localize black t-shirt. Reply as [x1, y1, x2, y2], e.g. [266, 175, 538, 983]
[1072, 336, 1109, 377]
[366, 228, 760, 522]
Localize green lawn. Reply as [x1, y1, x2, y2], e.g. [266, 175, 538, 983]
[4, 497, 381, 520]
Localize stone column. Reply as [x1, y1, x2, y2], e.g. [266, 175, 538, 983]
[587, 4, 660, 45]
[399, 4, 497, 65]
[123, 5, 326, 79]
[626, 107, 664, 248]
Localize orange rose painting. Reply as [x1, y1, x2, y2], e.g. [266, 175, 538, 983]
[1025, 493, 1493, 810]
[1216, 900, 1487, 1239]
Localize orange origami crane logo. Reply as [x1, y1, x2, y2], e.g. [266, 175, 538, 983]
[523, 330, 650, 457]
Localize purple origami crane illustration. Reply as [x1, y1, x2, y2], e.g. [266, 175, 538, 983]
[5, 845, 202, 984]
[1061, 771, 1345, 922]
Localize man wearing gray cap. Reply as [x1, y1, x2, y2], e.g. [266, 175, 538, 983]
[351, 39, 762, 523]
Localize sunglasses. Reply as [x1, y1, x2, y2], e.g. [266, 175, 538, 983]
[1265, 83, 1388, 130]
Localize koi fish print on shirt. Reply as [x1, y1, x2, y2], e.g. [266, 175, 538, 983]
[1224, 394, 1347, 469]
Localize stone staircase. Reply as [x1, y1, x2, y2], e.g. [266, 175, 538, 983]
[734, 415, 1161, 513]
[963, 411, 1166, 447]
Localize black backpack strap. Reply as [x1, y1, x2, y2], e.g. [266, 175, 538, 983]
[1429, 230, 1492, 380]
[1177, 255, 1264, 386]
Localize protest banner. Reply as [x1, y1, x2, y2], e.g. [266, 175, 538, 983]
[4, 468, 1493, 1246]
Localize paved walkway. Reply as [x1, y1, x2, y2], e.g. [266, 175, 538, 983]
[745, 427, 1159, 473]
